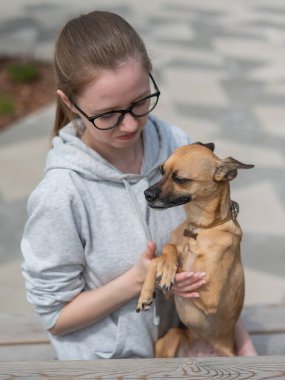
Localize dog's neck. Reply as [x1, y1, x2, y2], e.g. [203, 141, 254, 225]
[184, 183, 232, 228]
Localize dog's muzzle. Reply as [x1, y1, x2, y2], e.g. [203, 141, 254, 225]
[144, 187, 192, 209]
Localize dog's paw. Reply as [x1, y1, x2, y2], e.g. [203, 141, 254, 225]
[136, 293, 155, 312]
[156, 259, 177, 294]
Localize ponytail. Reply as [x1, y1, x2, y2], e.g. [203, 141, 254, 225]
[53, 98, 75, 136]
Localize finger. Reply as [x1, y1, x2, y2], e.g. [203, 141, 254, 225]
[173, 279, 206, 292]
[174, 277, 205, 289]
[175, 271, 206, 283]
[172, 290, 200, 298]
[144, 241, 157, 260]
[175, 272, 193, 282]
[147, 240, 156, 252]
[175, 274, 206, 289]
[192, 271, 207, 279]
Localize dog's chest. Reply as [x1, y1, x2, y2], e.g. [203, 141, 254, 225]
[176, 232, 200, 271]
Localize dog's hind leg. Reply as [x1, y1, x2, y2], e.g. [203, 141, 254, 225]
[211, 335, 235, 357]
[155, 327, 186, 358]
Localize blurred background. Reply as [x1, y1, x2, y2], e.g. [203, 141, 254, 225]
[0, 0, 285, 316]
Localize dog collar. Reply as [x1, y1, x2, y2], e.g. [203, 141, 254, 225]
[183, 201, 239, 238]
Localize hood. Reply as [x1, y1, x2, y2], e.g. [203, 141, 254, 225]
[45, 115, 172, 184]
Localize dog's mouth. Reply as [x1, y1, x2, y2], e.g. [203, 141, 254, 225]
[147, 195, 192, 209]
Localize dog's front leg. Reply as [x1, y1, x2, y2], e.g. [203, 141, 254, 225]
[136, 257, 159, 312]
[156, 244, 178, 293]
[136, 244, 178, 312]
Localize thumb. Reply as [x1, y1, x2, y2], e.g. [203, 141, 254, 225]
[143, 240, 157, 260]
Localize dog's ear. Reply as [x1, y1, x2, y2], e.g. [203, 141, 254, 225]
[214, 157, 254, 182]
[194, 142, 215, 152]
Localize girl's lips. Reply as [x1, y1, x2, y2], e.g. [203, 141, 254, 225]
[118, 131, 137, 141]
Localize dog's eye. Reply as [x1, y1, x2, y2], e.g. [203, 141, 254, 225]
[159, 165, 164, 175]
[172, 175, 191, 185]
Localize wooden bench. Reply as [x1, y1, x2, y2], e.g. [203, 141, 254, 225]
[0, 304, 284, 360]
[1, 356, 285, 379]
[241, 304, 285, 355]
[0, 312, 55, 361]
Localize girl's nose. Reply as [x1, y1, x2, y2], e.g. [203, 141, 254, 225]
[118, 112, 138, 132]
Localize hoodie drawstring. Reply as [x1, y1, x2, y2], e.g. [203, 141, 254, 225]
[123, 179, 160, 327]
[123, 180, 152, 241]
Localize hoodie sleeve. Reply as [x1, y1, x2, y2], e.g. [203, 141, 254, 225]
[21, 182, 86, 330]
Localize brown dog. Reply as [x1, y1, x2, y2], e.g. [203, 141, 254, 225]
[136, 142, 254, 357]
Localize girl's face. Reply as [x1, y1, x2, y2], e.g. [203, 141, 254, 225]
[72, 59, 151, 151]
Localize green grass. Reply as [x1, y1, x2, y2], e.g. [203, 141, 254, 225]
[7, 62, 39, 83]
[0, 94, 14, 116]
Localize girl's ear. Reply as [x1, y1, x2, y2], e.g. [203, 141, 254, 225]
[57, 90, 75, 112]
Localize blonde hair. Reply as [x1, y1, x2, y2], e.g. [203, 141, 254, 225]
[53, 11, 152, 136]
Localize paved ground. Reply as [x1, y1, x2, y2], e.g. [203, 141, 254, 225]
[1, 0, 285, 314]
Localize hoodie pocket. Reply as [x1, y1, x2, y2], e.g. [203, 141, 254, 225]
[112, 299, 156, 358]
[82, 270, 121, 358]
[89, 315, 121, 359]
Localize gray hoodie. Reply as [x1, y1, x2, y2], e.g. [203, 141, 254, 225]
[21, 115, 191, 360]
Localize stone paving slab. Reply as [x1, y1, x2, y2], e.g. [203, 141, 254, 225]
[0, 0, 285, 312]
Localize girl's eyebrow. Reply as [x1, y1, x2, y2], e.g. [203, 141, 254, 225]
[90, 89, 151, 115]
[132, 89, 151, 103]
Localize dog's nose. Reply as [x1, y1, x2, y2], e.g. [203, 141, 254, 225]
[144, 188, 159, 202]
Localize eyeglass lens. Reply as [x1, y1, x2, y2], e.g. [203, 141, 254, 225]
[94, 94, 159, 129]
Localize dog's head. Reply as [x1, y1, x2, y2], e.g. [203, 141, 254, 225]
[144, 142, 254, 209]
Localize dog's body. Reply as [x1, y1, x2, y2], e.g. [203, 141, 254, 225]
[136, 143, 254, 357]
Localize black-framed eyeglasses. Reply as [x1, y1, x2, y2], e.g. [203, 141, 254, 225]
[69, 73, 160, 130]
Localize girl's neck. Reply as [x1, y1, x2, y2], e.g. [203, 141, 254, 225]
[82, 132, 144, 174]
[110, 137, 144, 174]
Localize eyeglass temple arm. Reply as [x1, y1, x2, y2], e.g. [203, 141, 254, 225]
[149, 72, 160, 93]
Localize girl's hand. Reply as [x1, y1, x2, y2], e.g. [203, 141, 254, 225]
[134, 240, 157, 286]
[172, 271, 206, 298]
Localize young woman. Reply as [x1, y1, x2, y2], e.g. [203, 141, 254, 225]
[21, 11, 256, 360]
